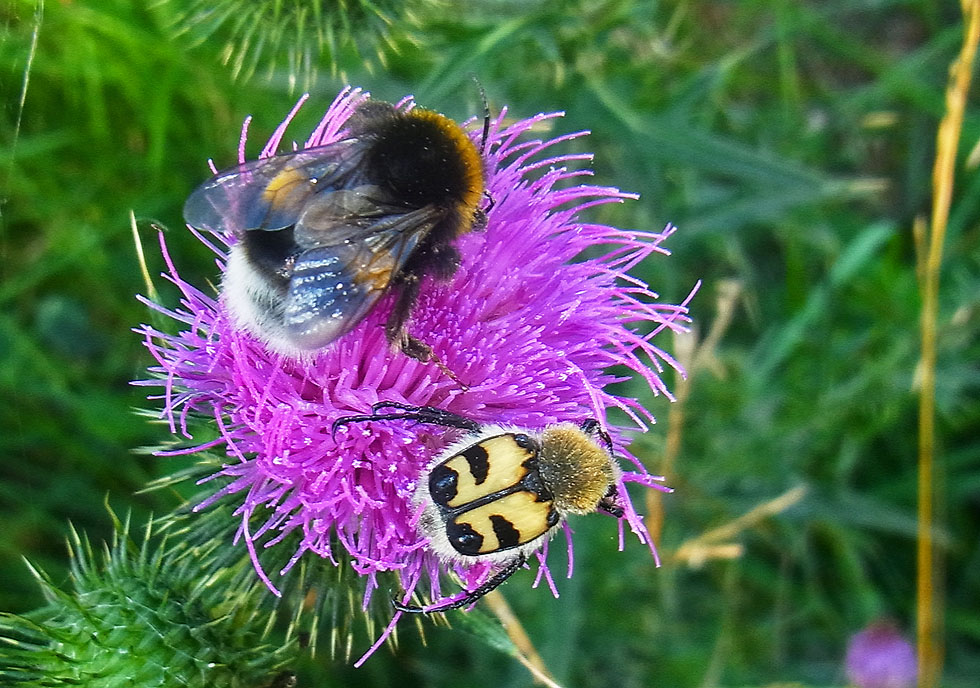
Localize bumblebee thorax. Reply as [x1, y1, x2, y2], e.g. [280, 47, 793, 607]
[538, 424, 619, 514]
[362, 108, 484, 214]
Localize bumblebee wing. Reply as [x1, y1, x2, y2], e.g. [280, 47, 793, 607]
[182, 140, 365, 234]
[283, 206, 442, 348]
[291, 184, 417, 247]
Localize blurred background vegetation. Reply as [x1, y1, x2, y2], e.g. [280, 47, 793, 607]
[1, 0, 977, 685]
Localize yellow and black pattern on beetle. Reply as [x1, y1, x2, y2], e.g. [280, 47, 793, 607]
[447, 490, 558, 555]
[430, 434, 539, 508]
[427, 432, 564, 556]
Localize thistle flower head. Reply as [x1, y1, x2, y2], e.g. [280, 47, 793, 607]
[137, 87, 693, 663]
[845, 620, 917, 688]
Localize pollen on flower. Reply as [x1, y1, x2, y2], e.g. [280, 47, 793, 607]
[136, 86, 695, 664]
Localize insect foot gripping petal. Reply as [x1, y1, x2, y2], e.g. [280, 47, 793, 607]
[392, 554, 527, 614]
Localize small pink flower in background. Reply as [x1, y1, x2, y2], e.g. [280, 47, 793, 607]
[845, 620, 917, 688]
[137, 86, 694, 662]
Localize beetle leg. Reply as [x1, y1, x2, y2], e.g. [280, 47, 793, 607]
[392, 554, 526, 614]
[579, 418, 614, 453]
[331, 402, 481, 437]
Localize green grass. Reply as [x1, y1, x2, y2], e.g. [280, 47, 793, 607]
[1, 0, 977, 685]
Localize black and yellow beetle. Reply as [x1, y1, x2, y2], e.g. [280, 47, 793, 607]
[332, 401, 624, 612]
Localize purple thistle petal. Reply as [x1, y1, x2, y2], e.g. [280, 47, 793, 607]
[136, 87, 695, 661]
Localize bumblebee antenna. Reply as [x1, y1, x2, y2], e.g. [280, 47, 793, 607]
[470, 74, 491, 156]
[467, 75, 495, 222]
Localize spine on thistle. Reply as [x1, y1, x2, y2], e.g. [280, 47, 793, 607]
[0, 516, 295, 686]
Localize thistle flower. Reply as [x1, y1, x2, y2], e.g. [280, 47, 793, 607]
[137, 87, 694, 663]
[845, 620, 917, 688]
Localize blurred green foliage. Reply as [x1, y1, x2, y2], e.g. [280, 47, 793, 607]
[0, 0, 977, 685]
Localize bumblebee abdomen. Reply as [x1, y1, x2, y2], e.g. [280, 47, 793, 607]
[240, 226, 299, 287]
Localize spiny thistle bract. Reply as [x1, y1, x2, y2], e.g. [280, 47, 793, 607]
[136, 87, 694, 664]
[0, 515, 294, 687]
[163, 0, 429, 91]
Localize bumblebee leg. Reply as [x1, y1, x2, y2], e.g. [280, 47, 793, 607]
[475, 190, 495, 228]
[383, 276, 438, 365]
[400, 332, 433, 361]
[331, 403, 481, 436]
[386, 274, 468, 389]
[392, 554, 526, 614]
[404, 337, 469, 390]
[385, 277, 421, 352]
[408, 340, 469, 390]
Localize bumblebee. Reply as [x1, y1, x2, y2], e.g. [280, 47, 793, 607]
[183, 99, 485, 359]
[332, 402, 624, 613]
